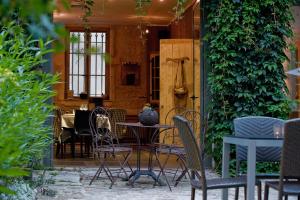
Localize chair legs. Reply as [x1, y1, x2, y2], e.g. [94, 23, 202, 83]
[264, 183, 290, 200]
[235, 184, 261, 200]
[234, 187, 239, 200]
[55, 142, 61, 158]
[264, 184, 269, 200]
[174, 157, 190, 187]
[153, 150, 172, 191]
[90, 151, 132, 189]
[90, 154, 115, 188]
[191, 187, 195, 200]
[258, 182, 262, 200]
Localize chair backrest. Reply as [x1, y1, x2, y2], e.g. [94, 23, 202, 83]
[74, 110, 91, 134]
[89, 107, 112, 151]
[53, 107, 64, 139]
[234, 116, 284, 162]
[173, 115, 206, 186]
[108, 108, 127, 140]
[280, 118, 300, 178]
[161, 107, 187, 145]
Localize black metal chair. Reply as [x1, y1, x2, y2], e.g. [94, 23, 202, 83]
[89, 107, 133, 188]
[74, 110, 92, 157]
[53, 107, 72, 158]
[152, 107, 187, 186]
[173, 115, 262, 200]
[234, 116, 284, 199]
[264, 118, 300, 200]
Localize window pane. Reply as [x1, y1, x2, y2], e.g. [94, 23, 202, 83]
[72, 76, 78, 95]
[69, 31, 86, 96]
[90, 32, 98, 43]
[102, 43, 106, 53]
[101, 76, 105, 94]
[101, 33, 106, 43]
[89, 32, 106, 97]
[78, 75, 85, 95]
[78, 55, 85, 75]
[69, 75, 72, 90]
[96, 55, 104, 75]
[90, 76, 96, 96]
[90, 54, 96, 75]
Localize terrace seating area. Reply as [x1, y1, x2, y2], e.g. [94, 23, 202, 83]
[3, 0, 300, 200]
[51, 105, 300, 200]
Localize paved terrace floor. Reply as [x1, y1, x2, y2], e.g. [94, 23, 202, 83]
[35, 167, 297, 200]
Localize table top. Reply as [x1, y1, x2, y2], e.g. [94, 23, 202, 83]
[61, 113, 110, 130]
[116, 122, 174, 129]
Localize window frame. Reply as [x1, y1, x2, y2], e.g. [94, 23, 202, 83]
[65, 27, 110, 99]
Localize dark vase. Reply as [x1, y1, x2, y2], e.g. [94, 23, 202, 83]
[138, 108, 159, 126]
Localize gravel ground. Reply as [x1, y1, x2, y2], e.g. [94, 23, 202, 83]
[35, 167, 296, 200]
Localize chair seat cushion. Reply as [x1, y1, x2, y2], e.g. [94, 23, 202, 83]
[265, 181, 300, 195]
[191, 176, 260, 190]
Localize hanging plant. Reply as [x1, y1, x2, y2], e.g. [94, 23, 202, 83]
[205, 0, 294, 171]
[135, 0, 187, 18]
[173, 0, 188, 20]
[135, 0, 152, 16]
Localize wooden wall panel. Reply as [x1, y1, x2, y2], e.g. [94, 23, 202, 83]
[160, 39, 200, 142]
[110, 25, 148, 115]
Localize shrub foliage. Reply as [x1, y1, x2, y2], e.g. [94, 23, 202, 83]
[0, 23, 57, 194]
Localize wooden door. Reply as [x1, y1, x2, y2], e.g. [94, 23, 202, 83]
[159, 39, 200, 142]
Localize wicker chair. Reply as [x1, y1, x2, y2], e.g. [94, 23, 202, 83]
[234, 116, 284, 199]
[264, 118, 300, 200]
[89, 107, 133, 188]
[107, 108, 127, 143]
[173, 115, 262, 200]
[53, 107, 71, 158]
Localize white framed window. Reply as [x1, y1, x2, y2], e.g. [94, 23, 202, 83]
[68, 31, 107, 97]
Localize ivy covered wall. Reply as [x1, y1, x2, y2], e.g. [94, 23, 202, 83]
[205, 0, 294, 169]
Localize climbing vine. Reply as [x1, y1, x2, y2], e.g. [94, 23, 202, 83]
[205, 0, 294, 170]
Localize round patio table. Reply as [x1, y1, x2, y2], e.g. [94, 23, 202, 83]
[116, 122, 174, 187]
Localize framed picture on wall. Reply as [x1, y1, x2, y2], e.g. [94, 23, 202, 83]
[121, 62, 140, 85]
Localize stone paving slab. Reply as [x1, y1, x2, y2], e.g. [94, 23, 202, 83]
[35, 168, 297, 200]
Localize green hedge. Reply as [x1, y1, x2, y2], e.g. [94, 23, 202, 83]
[205, 0, 294, 171]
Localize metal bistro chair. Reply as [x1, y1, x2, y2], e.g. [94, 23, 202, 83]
[89, 107, 133, 188]
[154, 108, 205, 187]
[153, 107, 187, 186]
[234, 116, 284, 200]
[264, 118, 300, 200]
[173, 115, 261, 200]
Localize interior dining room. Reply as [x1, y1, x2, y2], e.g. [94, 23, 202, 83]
[52, 0, 201, 166]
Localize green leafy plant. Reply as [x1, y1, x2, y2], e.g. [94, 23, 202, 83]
[0, 22, 57, 195]
[205, 0, 294, 171]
